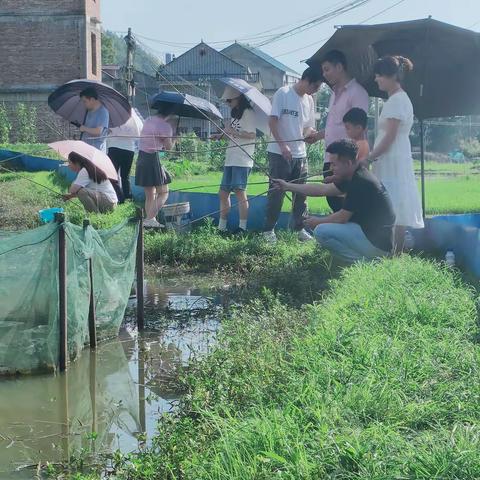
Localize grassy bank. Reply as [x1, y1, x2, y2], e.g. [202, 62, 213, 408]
[56, 256, 480, 479]
[0, 171, 135, 230]
[2, 141, 480, 215]
[145, 222, 332, 305]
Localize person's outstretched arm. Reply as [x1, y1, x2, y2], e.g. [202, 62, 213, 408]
[272, 178, 342, 197]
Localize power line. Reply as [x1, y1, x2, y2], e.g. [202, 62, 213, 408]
[275, 0, 408, 58]
[116, 0, 367, 50]
[253, 0, 373, 47]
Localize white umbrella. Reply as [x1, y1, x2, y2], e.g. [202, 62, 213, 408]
[107, 109, 144, 151]
[211, 78, 271, 134]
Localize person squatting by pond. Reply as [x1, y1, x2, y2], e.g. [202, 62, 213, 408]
[212, 86, 257, 235]
[273, 139, 396, 263]
[63, 152, 118, 213]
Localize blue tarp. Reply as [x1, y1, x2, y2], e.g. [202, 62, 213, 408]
[5, 149, 480, 277]
[0, 149, 62, 172]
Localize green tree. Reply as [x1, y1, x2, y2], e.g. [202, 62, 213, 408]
[0, 103, 11, 143]
[16, 103, 37, 143]
[101, 32, 116, 64]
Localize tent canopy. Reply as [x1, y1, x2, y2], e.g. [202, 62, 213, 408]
[307, 18, 480, 120]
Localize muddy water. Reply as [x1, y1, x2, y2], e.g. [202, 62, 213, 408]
[0, 274, 230, 479]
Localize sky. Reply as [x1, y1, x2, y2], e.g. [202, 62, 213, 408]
[102, 0, 480, 73]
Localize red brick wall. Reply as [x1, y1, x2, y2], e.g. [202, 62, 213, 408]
[0, 16, 86, 88]
[0, 0, 84, 14]
[85, 0, 101, 18]
[0, 0, 103, 141]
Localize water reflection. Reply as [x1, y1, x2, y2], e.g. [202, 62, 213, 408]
[0, 274, 224, 479]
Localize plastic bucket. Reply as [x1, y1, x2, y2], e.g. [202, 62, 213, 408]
[38, 207, 64, 223]
[162, 202, 190, 217]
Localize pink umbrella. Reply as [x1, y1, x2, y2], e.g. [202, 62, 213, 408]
[48, 140, 118, 180]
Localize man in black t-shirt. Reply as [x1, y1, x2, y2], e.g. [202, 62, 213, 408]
[273, 139, 395, 263]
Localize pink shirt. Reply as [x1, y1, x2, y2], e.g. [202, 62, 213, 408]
[138, 116, 173, 154]
[325, 79, 369, 163]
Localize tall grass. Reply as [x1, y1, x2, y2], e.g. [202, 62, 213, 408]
[107, 256, 480, 479]
[145, 222, 332, 305]
[0, 171, 136, 230]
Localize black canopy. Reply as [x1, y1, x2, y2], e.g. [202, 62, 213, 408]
[307, 18, 480, 120]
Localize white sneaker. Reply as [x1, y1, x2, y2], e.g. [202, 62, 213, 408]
[143, 218, 164, 228]
[297, 228, 314, 242]
[262, 230, 277, 244]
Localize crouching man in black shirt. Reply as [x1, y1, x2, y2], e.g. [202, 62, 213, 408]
[273, 139, 395, 263]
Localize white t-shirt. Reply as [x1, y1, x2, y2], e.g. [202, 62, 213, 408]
[225, 108, 256, 168]
[267, 86, 315, 158]
[106, 112, 143, 152]
[73, 168, 118, 203]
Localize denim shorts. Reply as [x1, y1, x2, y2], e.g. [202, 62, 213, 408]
[220, 166, 251, 192]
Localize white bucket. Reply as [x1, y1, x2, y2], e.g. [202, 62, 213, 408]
[162, 202, 190, 217]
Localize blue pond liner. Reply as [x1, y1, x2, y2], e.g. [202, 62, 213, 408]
[0, 149, 62, 172]
[19, 152, 480, 278]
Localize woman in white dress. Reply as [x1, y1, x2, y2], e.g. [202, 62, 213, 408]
[367, 55, 424, 251]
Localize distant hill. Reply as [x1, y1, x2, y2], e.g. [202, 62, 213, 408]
[101, 30, 162, 75]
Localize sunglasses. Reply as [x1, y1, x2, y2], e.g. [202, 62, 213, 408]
[226, 97, 240, 103]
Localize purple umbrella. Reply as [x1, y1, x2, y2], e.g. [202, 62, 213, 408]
[48, 79, 131, 128]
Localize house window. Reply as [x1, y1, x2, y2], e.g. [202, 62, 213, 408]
[91, 33, 97, 75]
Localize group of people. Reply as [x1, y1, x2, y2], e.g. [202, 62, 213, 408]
[63, 86, 176, 228]
[216, 50, 423, 263]
[63, 49, 423, 264]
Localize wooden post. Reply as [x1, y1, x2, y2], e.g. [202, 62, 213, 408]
[136, 208, 145, 331]
[138, 344, 146, 434]
[84, 220, 97, 348]
[56, 213, 68, 372]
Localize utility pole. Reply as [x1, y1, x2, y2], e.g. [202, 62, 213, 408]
[124, 27, 136, 105]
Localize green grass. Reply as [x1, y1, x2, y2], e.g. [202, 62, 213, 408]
[170, 170, 480, 215]
[0, 171, 136, 230]
[0, 142, 63, 160]
[144, 222, 333, 305]
[59, 256, 480, 479]
[2, 141, 479, 216]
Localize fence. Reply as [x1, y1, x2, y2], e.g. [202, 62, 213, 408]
[0, 216, 142, 375]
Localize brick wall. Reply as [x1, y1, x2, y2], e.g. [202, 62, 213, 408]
[0, 0, 83, 14]
[0, 16, 86, 88]
[85, 0, 101, 19]
[0, 0, 103, 141]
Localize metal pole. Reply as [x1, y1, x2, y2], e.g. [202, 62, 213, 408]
[84, 220, 97, 349]
[136, 208, 145, 331]
[420, 119, 426, 219]
[124, 27, 136, 105]
[207, 82, 211, 140]
[56, 213, 68, 372]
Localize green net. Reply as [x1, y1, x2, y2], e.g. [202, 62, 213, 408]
[0, 220, 139, 375]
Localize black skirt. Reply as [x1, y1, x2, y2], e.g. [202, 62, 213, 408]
[135, 151, 172, 187]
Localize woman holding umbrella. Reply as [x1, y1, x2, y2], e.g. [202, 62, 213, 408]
[212, 87, 256, 234]
[367, 55, 424, 251]
[135, 103, 176, 228]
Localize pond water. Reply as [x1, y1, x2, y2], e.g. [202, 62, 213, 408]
[0, 273, 231, 479]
